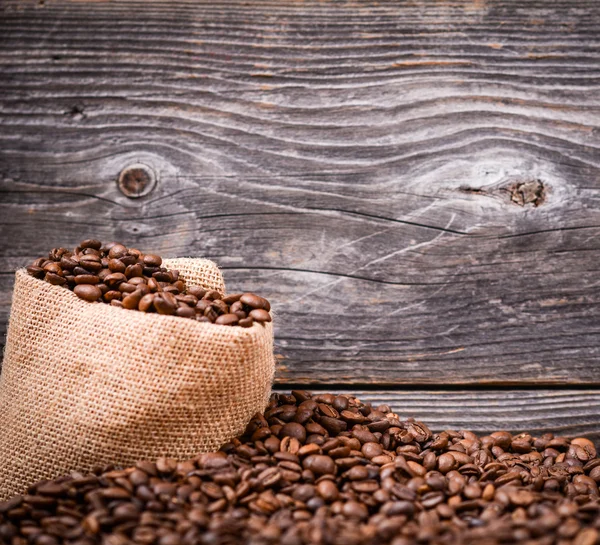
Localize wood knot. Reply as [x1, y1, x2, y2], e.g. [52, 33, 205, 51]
[509, 180, 545, 207]
[117, 163, 157, 198]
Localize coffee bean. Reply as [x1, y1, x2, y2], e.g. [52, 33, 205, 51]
[175, 306, 196, 318]
[211, 299, 229, 315]
[74, 274, 100, 285]
[240, 293, 271, 311]
[154, 294, 177, 315]
[26, 265, 45, 279]
[43, 262, 62, 274]
[73, 284, 102, 302]
[45, 272, 67, 285]
[143, 254, 163, 267]
[125, 263, 144, 279]
[249, 309, 272, 323]
[108, 244, 128, 259]
[104, 272, 127, 287]
[187, 286, 206, 299]
[108, 259, 127, 273]
[80, 239, 102, 250]
[122, 290, 143, 310]
[280, 423, 307, 444]
[215, 313, 239, 326]
[342, 500, 368, 520]
[303, 455, 336, 476]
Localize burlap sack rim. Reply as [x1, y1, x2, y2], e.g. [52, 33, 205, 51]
[12, 267, 267, 342]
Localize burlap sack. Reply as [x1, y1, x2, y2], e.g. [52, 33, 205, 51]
[0, 259, 275, 499]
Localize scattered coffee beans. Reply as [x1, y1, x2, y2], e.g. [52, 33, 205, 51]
[26, 240, 272, 327]
[2, 391, 599, 544]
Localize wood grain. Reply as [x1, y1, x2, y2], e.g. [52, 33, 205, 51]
[271, 388, 600, 444]
[1, 0, 599, 385]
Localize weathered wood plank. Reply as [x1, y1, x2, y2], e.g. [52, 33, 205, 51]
[271, 388, 600, 445]
[1, 0, 599, 384]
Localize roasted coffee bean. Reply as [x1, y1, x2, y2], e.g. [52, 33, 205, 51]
[223, 293, 243, 304]
[215, 313, 239, 326]
[108, 259, 127, 273]
[43, 262, 62, 274]
[143, 254, 163, 267]
[108, 244, 128, 259]
[240, 292, 271, 311]
[45, 272, 67, 285]
[73, 284, 102, 302]
[280, 423, 307, 444]
[74, 274, 100, 285]
[154, 294, 177, 315]
[26, 265, 45, 279]
[122, 290, 143, 310]
[80, 239, 102, 250]
[249, 309, 272, 323]
[175, 306, 196, 318]
[2, 390, 600, 544]
[26, 240, 272, 327]
[104, 273, 127, 288]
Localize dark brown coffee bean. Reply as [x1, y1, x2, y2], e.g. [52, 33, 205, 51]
[74, 274, 100, 285]
[45, 272, 67, 285]
[249, 309, 272, 323]
[204, 306, 218, 322]
[204, 290, 222, 300]
[280, 423, 307, 444]
[153, 270, 173, 283]
[240, 293, 271, 311]
[239, 317, 254, 328]
[43, 262, 62, 274]
[78, 256, 103, 272]
[122, 290, 143, 310]
[108, 259, 127, 273]
[316, 416, 344, 436]
[211, 300, 229, 315]
[73, 284, 102, 302]
[26, 265, 45, 279]
[154, 294, 177, 315]
[316, 479, 339, 502]
[118, 282, 137, 294]
[176, 306, 196, 318]
[187, 286, 206, 299]
[215, 313, 239, 326]
[223, 293, 243, 304]
[438, 453, 457, 474]
[143, 254, 163, 267]
[303, 455, 336, 476]
[176, 294, 197, 307]
[104, 273, 127, 287]
[103, 285, 121, 299]
[60, 255, 78, 271]
[108, 244, 128, 259]
[138, 293, 155, 312]
[80, 239, 102, 250]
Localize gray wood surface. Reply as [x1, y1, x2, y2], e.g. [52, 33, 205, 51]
[273, 388, 600, 443]
[1, 0, 600, 386]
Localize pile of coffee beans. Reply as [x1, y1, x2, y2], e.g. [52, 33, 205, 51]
[25, 240, 271, 327]
[2, 391, 599, 545]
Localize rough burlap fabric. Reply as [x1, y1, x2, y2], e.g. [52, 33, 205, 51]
[0, 259, 275, 499]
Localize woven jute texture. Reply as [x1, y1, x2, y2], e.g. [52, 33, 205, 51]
[0, 259, 275, 499]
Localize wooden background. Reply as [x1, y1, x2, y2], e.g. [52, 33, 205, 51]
[1, 0, 599, 439]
